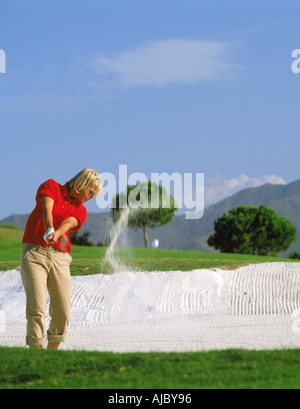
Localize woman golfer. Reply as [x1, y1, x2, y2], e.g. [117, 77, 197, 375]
[20, 169, 102, 350]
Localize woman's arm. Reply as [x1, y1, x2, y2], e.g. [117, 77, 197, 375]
[40, 194, 78, 244]
[52, 217, 79, 243]
[41, 195, 54, 230]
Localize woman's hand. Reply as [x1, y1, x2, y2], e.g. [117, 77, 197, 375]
[47, 230, 59, 244]
[43, 227, 55, 244]
[47, 217, 79, 246]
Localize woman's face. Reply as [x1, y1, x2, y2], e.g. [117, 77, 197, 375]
[70, 187, 96, 204]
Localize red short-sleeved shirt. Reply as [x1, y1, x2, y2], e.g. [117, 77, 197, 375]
[22, 179, 87, 253]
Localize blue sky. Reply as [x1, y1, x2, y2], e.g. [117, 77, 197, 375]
[0, 0, 300, 219]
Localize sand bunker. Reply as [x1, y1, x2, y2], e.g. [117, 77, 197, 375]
[0, 263, 300, 352]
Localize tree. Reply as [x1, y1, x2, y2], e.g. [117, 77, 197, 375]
[207, 205, 297, 256]
[69, 231, 93, 246]
[111, 181, 177, 248]
[289, 251, 300, 260]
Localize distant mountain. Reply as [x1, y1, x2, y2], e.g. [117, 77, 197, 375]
[1, 179, 300, 256]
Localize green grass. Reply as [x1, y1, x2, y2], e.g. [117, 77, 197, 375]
[1, 223, 296, 275]
[0, 347, 300, 389]
[0, 225, 23, 268]
[0, 240, 295, 275]
[0, 224, 24, 241]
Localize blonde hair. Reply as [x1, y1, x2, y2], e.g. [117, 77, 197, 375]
[67, 168, 103, 197]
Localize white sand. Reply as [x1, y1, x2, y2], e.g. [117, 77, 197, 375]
[0, 263, 300, 352]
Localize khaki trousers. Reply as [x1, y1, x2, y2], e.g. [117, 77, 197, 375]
[20, 244, 72, 348]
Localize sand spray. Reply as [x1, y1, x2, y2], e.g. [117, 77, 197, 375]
[103, 207, 132, 273]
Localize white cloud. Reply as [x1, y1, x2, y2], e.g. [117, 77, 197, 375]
[205, 174, 287, 206]
[92, 39, 241, 87]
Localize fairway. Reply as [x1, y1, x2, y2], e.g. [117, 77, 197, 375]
[0, 224, 295, 274]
